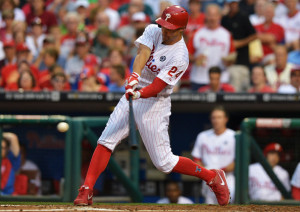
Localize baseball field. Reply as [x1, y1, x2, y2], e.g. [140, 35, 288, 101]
[0, 202, 299, 212]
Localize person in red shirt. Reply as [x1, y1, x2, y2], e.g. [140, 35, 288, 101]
[255, 2, 285, 64]
[1, 44, 38, 88]
[25, 0, 57, 33]
[78, 66, 108, 92]
[185, 0, 205, 42]
[6, 69, 40, 91]
[198, 66, 235, 93]
[38, 47, 59, 89]
[248, 66, 275, 93]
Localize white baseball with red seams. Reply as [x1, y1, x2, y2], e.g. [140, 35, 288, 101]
[97, 24, 189, 173]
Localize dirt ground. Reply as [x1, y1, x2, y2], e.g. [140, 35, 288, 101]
[0, 204, 299, 212]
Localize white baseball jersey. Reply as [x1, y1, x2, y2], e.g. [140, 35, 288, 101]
[291, 162, 300, 188]
[157, 196, 194, 204]
[276, 11, 300, 45]
[249, 163, 290, 201]
[188, 26, 235, 84]
[97, 24, 189, 173]
[191, 129, 236, 204]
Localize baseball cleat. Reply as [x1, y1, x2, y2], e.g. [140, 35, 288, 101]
[74, 185, 93, 206]
[207, 169, 230, 206]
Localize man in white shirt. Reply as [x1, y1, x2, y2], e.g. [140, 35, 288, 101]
[249, 143, 290, 201]
[157, 181, 194, 204]
[278, 66, 300, 93]
[187, 4, 235, 90]
[191, 106, 236, 204]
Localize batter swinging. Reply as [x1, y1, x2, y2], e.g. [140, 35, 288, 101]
[74, 5, 230, 206]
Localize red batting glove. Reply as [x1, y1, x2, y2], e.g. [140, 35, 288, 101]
[125, 88, 141, 100]
[125, 72, 140, 91]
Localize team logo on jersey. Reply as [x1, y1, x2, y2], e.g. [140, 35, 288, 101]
[160, 56, 166, 62]
[165, 14, 171, 21]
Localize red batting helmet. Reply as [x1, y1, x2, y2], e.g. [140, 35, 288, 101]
[263, 143, 283, 156]
[155, 5, 188, 30]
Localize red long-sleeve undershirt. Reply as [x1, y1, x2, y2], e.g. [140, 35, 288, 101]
[139, 77, 168, 98]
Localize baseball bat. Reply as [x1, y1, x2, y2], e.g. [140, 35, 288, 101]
[129, 96, 138, 150]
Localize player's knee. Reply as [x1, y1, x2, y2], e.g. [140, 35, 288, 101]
[152, 156, 177, 174]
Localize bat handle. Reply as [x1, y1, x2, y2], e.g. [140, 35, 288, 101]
[129, 96, 138, 150]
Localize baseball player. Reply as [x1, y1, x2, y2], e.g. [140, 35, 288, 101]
[191, 106, 236, 204]
[249, 143, 290, 201]
[74, 5, 230, 206]
[291, 162, 300, 200]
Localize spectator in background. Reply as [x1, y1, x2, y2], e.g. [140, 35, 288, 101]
[249, 143, 290, 201]
[1, 136, 15, 195]
[26, 0, 57, 33]
[277, 66, 300, 93]
[108, 65, 126, 92]
[249, 0, 266, 26]
[91, 25, 114, 60]
[118, 11, 149, 45]
[276, 0, 300, 51]
[191, 106, 236, 204]
[265, 45, 293, 90]
[255, 2, 285, 65]
[96, 0, 120, 31]
[79, 66, 108, 92]
[248, 66, 274, 93]
[38, 48, 59, 89]
[188, 4, 235, 90]
[185, 0, 205, 42]
[221, 0, 257, 90]
[118, 0, 154, 24]
[157, 181, 194, 204]
[65, 32, 100, 89]
[0, 0, 25, 28]
[60, 12, 81, 58]
[50, 70, 70, 91]
[0, 40, 16, 70]
[1, 45, 38, 89]
[291, 162, 300, 200]
[198, 66, 235, 93]
[6, 69, 40, 91]
[18, 145, 42, 195]
[0, 10, 14, 41]
[26, 17, 46, 60]
[75, 0, 90, 25]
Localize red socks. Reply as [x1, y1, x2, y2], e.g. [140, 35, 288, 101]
[84, 144, 112, 189]
[172, 156, 216, 182]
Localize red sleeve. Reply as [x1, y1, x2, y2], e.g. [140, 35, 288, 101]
[139, 77, 168, 98]
[229, 34, 235, 53]
[222, 84, 235, 92]
[1, 159, 12, 190]
[187, 32, 196, 55]
[292, 186, 300, 200]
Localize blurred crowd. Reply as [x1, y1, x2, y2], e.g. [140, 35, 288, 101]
[0, 0, 299, 93]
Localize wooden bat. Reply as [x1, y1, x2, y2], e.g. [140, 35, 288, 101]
[129, 96, 138, 150]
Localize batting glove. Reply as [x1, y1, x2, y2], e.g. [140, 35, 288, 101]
[125, 72, 140, 90]
[125, 88, 141, 100]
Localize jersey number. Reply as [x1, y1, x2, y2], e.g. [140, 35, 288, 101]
[167, 66, 183, 79]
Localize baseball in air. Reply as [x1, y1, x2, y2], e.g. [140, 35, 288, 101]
[57, 122, 69, 132]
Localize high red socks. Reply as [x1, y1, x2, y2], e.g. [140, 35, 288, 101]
[84, 144, 112, 189]
[172, 156, 216, 182]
